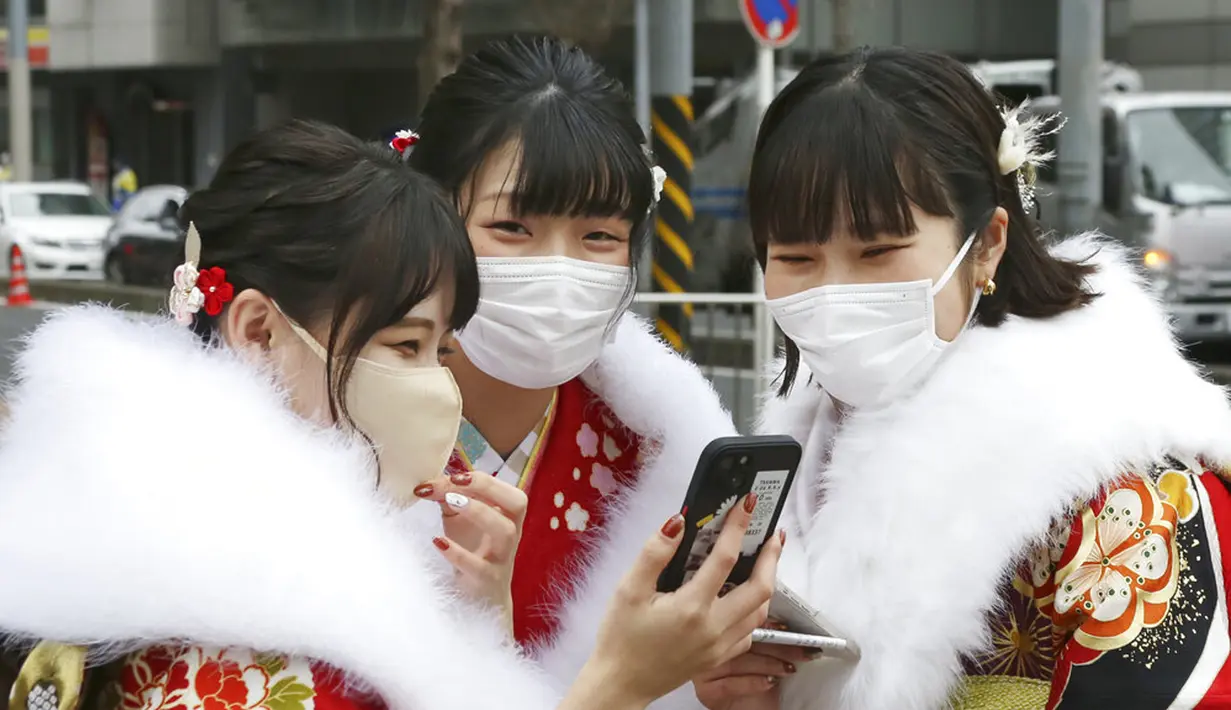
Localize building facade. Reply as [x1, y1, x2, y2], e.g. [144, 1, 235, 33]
[0, 0, 1203, 192]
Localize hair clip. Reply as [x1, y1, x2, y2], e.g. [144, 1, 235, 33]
[169, 222, 235, 325]
[997, 100, 1066, 213]
[390, 129, 419, 155]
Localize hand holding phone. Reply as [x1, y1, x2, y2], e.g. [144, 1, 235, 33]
[657, 435, 802, 593]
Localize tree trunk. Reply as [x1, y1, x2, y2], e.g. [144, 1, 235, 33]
[832, 0, 855, 55]
[418, 0, 465, 110]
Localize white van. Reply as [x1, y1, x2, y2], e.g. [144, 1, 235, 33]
[1027, 92, 1231, 343]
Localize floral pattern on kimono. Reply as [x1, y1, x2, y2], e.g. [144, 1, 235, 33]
[446, 377, 643, 648]
[117, 646, 386, 710]
[958, 457, 1231, 709]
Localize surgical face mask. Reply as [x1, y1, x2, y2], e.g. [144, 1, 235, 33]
[766, 233, 981, 410]
[456, 256, 632, 389]
[281, 314, 463, 507]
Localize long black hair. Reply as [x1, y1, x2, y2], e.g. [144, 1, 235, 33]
[180, 118, 479, 426]
[749, 47, 1097, 396]
[409, 35, 656, 278]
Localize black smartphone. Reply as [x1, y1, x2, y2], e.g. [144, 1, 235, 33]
[656, 435, 802, 593]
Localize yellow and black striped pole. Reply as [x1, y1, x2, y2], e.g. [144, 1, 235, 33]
[648, 0, 694, 354]
[651, 96, 694, 353]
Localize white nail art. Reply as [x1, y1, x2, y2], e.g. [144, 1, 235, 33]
[445, 492, 470, 509]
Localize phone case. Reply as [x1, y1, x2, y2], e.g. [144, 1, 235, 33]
[656, 435, 802, 593]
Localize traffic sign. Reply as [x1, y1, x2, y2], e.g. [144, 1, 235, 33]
[740, 0, 800, 49]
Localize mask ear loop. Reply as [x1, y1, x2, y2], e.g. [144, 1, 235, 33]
[930, 230, 980, 296]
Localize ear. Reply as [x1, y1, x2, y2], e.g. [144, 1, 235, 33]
[219, 289, 282, 358]
[977, 206, 1010, 281]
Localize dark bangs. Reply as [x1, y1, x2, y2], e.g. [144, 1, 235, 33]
[748, 81, 954, 258]
[479, 102, 653, 223]
[324, 170, 478, 414]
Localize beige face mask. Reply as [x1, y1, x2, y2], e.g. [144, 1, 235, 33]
[280, 313, 463, 508]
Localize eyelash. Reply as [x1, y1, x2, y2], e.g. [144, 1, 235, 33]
[861, 246, 901, 259]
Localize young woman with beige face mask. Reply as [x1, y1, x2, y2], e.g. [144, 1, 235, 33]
[0, 119, 781, 710]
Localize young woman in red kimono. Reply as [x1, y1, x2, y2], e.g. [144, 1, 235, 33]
[0, 119, 782, 710]
[405, 36, 768, 704]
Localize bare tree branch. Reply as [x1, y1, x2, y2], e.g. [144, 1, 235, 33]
[419, 0, 465, 110]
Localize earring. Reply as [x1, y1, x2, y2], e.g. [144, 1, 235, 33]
[981, 278, 997, 297]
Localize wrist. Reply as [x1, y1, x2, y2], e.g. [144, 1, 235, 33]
[559, 657, 652, 710]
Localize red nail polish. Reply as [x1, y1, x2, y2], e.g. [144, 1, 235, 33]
[767, 676, 779, 687]
[432, 537, 450, 551]
[661, 514, 685, 538]
[779, 529, 787, 545]
[744, 492, 759, 514]
[784, 662, 796, 674]
[450, 472, 472, 486]
[413, 483, 434, 498]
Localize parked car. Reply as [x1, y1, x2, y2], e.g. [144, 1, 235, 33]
[0, 181, 114, 282]
[102, 185, 187, 287]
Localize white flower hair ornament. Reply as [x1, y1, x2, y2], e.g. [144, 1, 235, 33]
[651, 165, 667, 204]
[997, 100, 1066, 213]
[169, 222, 234, 326]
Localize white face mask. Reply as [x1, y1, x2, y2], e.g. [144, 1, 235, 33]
[766, 233, 980, 410]
[281, 315, 463, 508]
[456, 256, 631, 389]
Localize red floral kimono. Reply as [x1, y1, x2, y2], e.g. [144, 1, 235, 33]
[446, 377, 643, 647]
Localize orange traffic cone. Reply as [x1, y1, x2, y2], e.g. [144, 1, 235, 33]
[7, 245, 31, 307]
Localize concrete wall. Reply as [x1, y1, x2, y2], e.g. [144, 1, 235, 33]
[1109, 0, 1231, 90]
[47, 0, 218, 69]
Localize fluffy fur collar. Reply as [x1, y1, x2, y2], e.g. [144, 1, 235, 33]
[757, 234, 1231, 710]
[0, 307, 560, 710]
[534, 313, 739, 709]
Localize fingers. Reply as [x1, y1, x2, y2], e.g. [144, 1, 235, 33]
[715, 651, 797, 678]
[717, 527, 783, 619]
[439, 491, 519, 559]
[715, 600, 771, 665]
[618, 513, 686, 603]
[697, 675, 780, 700]
[414, 472, 529, 524]
[685, 493, 758, 599]
[748, 642, 812, 665]
[430, 535, 493, 583]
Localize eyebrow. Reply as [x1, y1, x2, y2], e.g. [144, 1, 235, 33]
[397, 316, 436, 330]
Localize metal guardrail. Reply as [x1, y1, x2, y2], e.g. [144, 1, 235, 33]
[632, 291, 777, 432]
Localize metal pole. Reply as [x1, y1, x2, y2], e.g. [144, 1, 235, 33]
[649, 0, 694, 353]
[753, 45, 775, 393]
[634, 0, 650, 137]
[7, 0, 32, 181]
[1056, 0, 1103, 235]
[634, 0, 652, 293]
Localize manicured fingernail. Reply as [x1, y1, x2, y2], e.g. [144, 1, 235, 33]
[660, 514, 684, 538]
[779, 529, 787, 545]
[444, 492, 469, 509]
[769, 621, 790, 631]
[767, 676, 779, 687]
[784, 662, 796, 674]
[432, 536, 450, 551]
[413, 483, 434, 498]
[744, 492, 759, 514]
[805, 649, 824, 660]
[450, 472, 472, 486]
